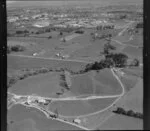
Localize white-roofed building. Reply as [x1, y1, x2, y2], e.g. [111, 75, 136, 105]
[33, 21, 50, 28]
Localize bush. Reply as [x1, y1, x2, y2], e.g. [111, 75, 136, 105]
[7, 45, 25, 53]
[7, 47, 11, 54]
[130, 58, 139, 67]
[113, 107, 143, 119]
[16, 30, 24, 34]
[45, 28, 51, 32]
[11, 45, 25, 52]
[136, 22, 143, 28]
[75, 30, 84, 34]
[48, 36, 52, 39]
[59, 81, 69, 89]
[60, 32, 63, 35]
[105, 53, 128, 67]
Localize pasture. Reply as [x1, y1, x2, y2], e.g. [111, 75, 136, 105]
[97, 113, 143, 130]
[94, 69, 122, 95]
[122, 46, 142, 58]
[69, 72, 93, 96]
[7, 55, 86, 72]
[8, 104, 82, 131]
[119, 73, 138, 92]
[48, 97, 118, 117]
[114, 78, 143, 113]
[8, 72, 63, 98]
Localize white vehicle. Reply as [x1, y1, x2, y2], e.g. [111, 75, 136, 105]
[33, 53, 38, 56]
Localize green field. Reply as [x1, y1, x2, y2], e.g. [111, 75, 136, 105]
[8, 72, 63, 98]
[94, 69, 122, 95]
[97, 113, 143, 130]
[49, 97, 118, 117]
[8, 104, 82, 131]
[70, 72, 93, 96]
[8, 55, 86, 72]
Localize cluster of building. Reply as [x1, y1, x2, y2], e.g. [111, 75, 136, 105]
[8, 8, 116, 29]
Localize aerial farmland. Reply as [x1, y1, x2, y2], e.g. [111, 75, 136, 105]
[7, 0, 143, 130]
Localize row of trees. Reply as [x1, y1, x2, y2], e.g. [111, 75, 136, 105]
[75, 30, 84, 34]
[59, 73, 70, 90]
[7, 68, 55, 88]
[16, 30, 29, 35]
[7, 67, 70, 88]
[91, 33, 112, 41]
[136, 22, 143, 29]
[96, 25, 114, 30]
[113, 107, 143, 119]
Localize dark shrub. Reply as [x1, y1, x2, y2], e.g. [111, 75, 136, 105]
[106, 53, 128, 67]
[10, 45, 25, 52]
[48, 36, 52, 39]
[75, 30, 84, 34]
[130, 58, 139, 67]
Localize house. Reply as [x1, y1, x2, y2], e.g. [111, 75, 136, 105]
[73, 119, 81, 124]
[7, 16, 19, 23]
[33, 21, 50, 28]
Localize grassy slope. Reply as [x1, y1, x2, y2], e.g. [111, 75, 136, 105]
[97, 113, 143, 130]
[8, 104, 81, 131]
[7, 55, 86, 72]
[48, 97, 117, 116]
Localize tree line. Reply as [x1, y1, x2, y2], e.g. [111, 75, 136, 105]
[113, 107, 143, 119]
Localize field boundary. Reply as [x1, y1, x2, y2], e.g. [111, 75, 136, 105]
[8, 54, 92, 64]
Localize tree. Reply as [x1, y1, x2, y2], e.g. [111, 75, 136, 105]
[106, 53, 128, 67]
[75, 30, 84, 34]
[24, 30, 29, 34]
[62, 38, 66, 42]
[60, 32, 63, 35]
[136, 22, 143, 28]
[7, 47, 11, 54]
[16, 30, 24, 34]
[45, 28, 51, 32]
[10, 45, 25, 52]
[130, 58, 139, 66]
[127, 110, 135, 116]
[48, 36, 52, 39]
